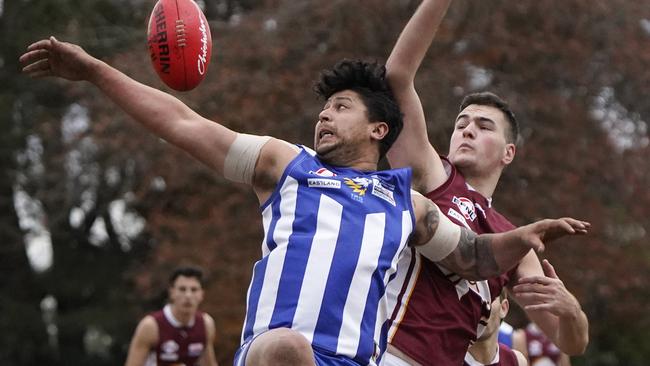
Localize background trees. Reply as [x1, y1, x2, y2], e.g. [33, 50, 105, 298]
[1, 0, 648, 364]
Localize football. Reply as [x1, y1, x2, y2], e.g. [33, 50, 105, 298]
[147, 0, 212, 91]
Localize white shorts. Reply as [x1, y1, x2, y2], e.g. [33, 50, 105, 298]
[381, 351, 412, 366]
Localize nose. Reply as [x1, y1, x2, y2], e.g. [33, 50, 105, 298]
[318, 108, 331, 123]
[462, 123, 476, 139]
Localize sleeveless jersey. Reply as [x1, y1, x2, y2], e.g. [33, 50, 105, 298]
[464, 343, 520, 366]
[386, 157, 517, 366]
[240, 147, 415, 366]
[525, 323, 562, 365]
[150, 304, 207, 366]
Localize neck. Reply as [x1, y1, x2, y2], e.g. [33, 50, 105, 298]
[169, 304, 194, 326]
[461, 168, 502, 198]
[319, 145, 379, 172]
[468, 332, 499, 364]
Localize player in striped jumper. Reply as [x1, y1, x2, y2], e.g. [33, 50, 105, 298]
[21, 39, 589, 366]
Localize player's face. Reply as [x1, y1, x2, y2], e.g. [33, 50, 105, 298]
[169, 276, 204, 314]
[448, 104, 515, 177]
[314, 90, 376, 163]
[478, 297, 508, 341]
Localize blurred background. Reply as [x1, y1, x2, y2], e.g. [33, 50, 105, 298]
[1, 0, 649, 365]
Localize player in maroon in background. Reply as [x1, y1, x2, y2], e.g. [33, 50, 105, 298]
[464, 291, 527, 366]
[124, 266, 218, 366]
[382, 1, 589, 365]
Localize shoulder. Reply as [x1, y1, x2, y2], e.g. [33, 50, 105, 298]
[133, 315, 159, 346]
[202, 313, 216, 339]
[513, 349, 528, 366]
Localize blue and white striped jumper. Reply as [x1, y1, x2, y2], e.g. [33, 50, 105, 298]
[240, 146, 415, 366]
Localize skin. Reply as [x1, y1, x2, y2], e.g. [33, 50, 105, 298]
[384, 0, 589, 357]
[467, 296, 528, 366]
[124, 276, 218, 366]
[20, 36, 587, 366]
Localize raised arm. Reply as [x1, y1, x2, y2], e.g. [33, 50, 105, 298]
[20, 37, 297, 203]
[511, 259, 589, 355]
[385, 0, 452, 193]
[410, 193, 589, 280]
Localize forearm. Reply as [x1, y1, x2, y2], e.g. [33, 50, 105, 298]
[557, 306, 589, 355]
[386, 0, 451, 85]
[87, 59, 235, 171]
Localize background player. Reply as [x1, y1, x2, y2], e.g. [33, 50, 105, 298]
[464, 290, 528, 366]
[125, 266, 218, 366]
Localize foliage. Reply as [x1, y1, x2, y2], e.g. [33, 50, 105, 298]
[1, 0, 648, 365]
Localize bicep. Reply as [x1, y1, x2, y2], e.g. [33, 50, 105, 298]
[201, 314, 219, 366]
[386, 83, 446, 193]
[125, 317, 158, 366]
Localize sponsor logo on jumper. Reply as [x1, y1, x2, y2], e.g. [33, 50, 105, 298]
[160, 340, 179, 361]
[149, 4, 170, 74]
[308, 178, 341, 189]
[447, 208, 471, 229]
[452, 196, 477, 221]
[309, 167, 337, 177]
[197, 10, 209, 75]
[371, 178, 396, 206]
[188, 342, 204, 356]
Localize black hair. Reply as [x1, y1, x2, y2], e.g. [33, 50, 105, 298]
[460, 92, 519, 144]
[168, 266, 204, 286]
[314, 59, 403, 159]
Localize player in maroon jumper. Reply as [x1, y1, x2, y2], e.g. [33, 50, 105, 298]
[464, 290, 527, 366]
[382, 1, 589, 365]
[125, 267, 218, 366]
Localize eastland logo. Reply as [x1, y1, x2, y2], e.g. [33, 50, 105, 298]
[197, 15, 209, 75]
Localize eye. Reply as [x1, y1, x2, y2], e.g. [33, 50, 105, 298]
[336, 103, 348, 110]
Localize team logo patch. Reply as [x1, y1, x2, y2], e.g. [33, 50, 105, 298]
[452, 196, 477, 221]
[371, 178, 396, 206]
[308, 178, 341, 189]
[344, 177, 370, 195]
[188, 342, 204, 356]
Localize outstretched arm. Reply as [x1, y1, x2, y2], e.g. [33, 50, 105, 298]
[410, 194, 589, 280]
[386, 0, 452, 193]
[512, 259, 589, 355]
[20, 37, 297, 202]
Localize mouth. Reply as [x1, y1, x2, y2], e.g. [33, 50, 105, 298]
[458, 143, 473, 150]
[318, 129, 334, 142]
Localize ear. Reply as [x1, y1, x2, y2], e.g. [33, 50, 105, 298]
[499, 298, 510, 319]
[502, 143, 516, 165]
[370, 121, 389, 141]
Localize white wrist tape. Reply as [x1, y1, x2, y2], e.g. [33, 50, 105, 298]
[223, 133, 271, 184]
[416, 202, 462, 262]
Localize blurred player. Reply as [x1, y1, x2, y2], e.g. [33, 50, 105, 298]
[125, 266, 218, 366]
[464, 291, 527, 366]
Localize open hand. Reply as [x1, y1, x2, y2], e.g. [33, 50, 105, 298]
[19, 36, 99, 81]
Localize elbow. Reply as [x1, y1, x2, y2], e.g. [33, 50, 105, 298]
[385, 65, 415, 90]
[566, 333, 589, 356]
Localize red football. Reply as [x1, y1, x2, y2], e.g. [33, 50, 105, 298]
[147, 0, 212, 91]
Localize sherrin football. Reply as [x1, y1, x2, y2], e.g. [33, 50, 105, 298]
[147, 0, 212, 91]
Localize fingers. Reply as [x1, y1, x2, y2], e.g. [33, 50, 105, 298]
[562, 218, 590, 234]
[26, 38, 53, 52]
[542, 259, 558, 279]
[19, 48, 49, 65]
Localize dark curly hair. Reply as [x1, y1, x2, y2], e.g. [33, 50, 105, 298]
[314, 59, 403, 159]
